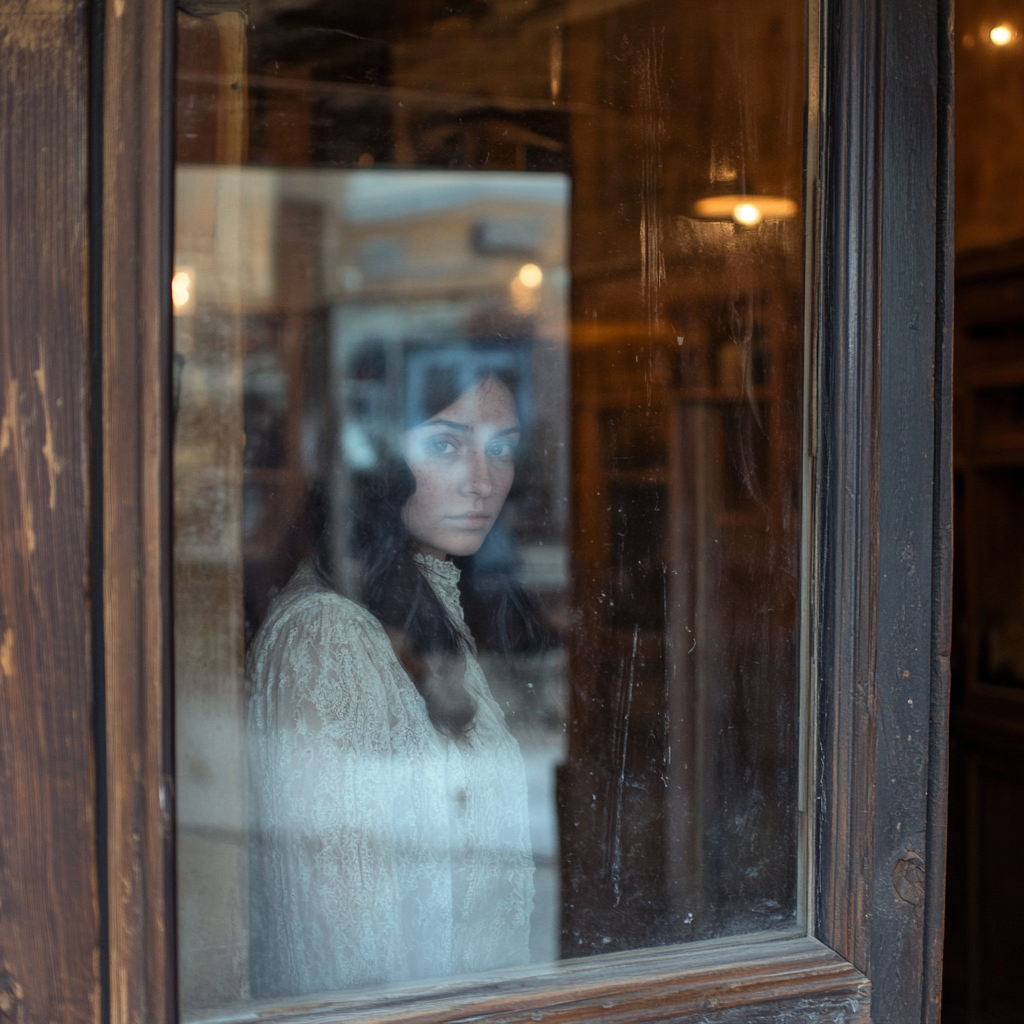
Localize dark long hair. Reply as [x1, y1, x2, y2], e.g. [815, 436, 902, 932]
[316, 364, 545, 739]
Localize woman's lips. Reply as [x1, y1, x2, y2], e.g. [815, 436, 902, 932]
[448, 513, 490, 527]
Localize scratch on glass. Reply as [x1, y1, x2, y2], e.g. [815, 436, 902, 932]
[611, 625, 639, 906]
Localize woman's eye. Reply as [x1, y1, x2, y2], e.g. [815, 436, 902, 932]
[486, 441, 517, 459]
[428, 438, 456, 455]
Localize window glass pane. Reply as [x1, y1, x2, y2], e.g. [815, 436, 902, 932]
[172, 1, 809, 1015]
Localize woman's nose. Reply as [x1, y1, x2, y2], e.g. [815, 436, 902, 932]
[461, 448, 494, 497]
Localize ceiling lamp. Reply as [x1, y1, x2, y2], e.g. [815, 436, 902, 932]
[990, 23, 1015, 45]
[692, 194, 799, 226]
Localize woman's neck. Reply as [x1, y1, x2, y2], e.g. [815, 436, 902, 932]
[413, 542, 449, 562]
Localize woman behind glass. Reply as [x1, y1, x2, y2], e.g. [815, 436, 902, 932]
[246, 361, 539, 998]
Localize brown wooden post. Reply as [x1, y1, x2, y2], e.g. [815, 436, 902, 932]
[101, 1, 176, 1022]
[0, 3, 99, 1023]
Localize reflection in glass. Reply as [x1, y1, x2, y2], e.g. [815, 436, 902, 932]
[174, 167, 571, 1006]
[247, 366, 540, 996]
[173, 0, 808, 1014]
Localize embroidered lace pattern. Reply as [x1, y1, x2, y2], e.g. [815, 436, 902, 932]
[246, 555, 534, 998]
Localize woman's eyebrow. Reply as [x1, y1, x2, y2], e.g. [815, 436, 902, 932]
[421, 420, 522, 435]
[423, 418, 470, 431]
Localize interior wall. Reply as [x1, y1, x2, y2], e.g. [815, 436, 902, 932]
[943, 3, 1024, 1021]
[955, 0, 1024, 252]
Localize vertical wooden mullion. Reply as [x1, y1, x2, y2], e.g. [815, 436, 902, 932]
[814, 0, 884, 976]
[102, 1, 175, 1023]
[0, 4, 98, 1022]
[920, 3, 954, 1020]
[872, 0, 952, 1016]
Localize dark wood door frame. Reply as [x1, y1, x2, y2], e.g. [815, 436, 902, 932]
[100, 1, 178, 1022]
[0, 5, 98, 1024]
[0, 0, 952, 1020]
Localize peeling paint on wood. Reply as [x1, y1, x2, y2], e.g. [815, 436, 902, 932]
[0, 630, 14, 678]
[34, 353, 63, 511]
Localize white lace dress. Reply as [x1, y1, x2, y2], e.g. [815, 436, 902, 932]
[246, 555, 534, 998]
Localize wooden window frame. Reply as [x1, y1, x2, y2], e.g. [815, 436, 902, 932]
[0, 0, 952, 1021]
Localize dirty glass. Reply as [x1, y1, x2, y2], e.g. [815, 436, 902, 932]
[171, 1, 810, 1016]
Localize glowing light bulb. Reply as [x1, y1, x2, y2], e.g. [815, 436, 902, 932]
[171, 269, 193, 312]
[733, 202, 763, 227]
[518, 263, 543, 289]
[991, 24, 1014, 45]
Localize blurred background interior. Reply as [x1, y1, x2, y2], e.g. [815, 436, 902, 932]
[943, 2, 1024, 1023]
[171, 0, 810, 1016]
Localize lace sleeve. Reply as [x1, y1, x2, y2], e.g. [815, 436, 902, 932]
[247, 592, 406, 997]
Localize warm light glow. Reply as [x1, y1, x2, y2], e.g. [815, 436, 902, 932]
[990, 23, 1014, 45]
[518, 263, 543, 289]
[171, 268, 194, 313]
[733, 202, 763, 226]
[692, 193, 798, 223]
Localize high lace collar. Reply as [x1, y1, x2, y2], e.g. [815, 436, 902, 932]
[413, 552, 462, 605]
[413, 553, 469, 640]
[413, 551, 461, 583]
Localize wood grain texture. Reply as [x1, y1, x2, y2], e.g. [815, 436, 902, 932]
[872, 0, 951, 1020]
[814, 0, 883, 978]
[88, 0, 950, 1021]
[814, 3, 953, 1020]
[186, 937, 869, 1024]
[922, 1, 954, 1020]
[101, 0, 175, 1022]
[0, 3, 99, 1022]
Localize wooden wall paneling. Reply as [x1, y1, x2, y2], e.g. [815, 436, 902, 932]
[101, 1, 176, 1023]
[950, 730, 1024, 1019]
[0, 4, 98, 1022]
[872, 0, 952, 1019]
[212, 14, 247, 165]
[943, 243, 1024, 1019]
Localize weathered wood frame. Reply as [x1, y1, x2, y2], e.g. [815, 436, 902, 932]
[0, 0, 952, 1021]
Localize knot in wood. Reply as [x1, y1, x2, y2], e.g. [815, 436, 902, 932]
[893, 850, 926, 906]
[0, 973, 23, 1021]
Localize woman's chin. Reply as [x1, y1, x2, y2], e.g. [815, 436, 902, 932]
[447, 541, 487, 558]
[429, 530, 488, 559]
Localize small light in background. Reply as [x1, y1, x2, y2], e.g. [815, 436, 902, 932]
[692, 194, 798, 226]
[990, 23, 1015, 45]
[733, 202, 763, 227]
[511, 264, 543, 312]
[172, 267, 195, 315]
[518, 263, 544, 289]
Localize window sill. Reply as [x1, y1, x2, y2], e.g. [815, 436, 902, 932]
[189, 933, 870, 1024]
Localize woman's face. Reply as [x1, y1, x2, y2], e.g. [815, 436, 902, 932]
[401, 377, 521, 559]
